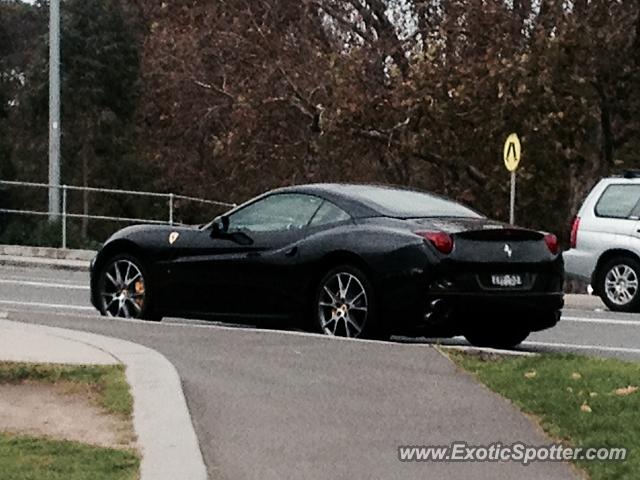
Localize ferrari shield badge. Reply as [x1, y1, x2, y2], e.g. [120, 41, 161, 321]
[169, 232, 180, 245]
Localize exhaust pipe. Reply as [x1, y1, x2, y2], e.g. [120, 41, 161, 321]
[424, 298, 450, 323]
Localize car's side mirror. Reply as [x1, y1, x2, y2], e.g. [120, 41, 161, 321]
[210, 215, 230, 238]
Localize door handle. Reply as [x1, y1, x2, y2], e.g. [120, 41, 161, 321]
[285, 246, 298, 257]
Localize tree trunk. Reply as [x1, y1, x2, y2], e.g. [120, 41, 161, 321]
[596, 82, 615, 166]
[81, 146, 89, 240]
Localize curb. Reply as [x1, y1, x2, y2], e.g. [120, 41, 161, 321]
[0, 318, 207, 480]
[437, 344, 538, 357]
[0, 244, 94, 271]
[564, 293, 605, 310]
[0, 244, 96, 260]
[0, 255, 90, 271]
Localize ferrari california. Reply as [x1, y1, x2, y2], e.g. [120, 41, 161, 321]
[90, 184, 564, 348]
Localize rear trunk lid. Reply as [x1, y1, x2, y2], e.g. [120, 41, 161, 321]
[407, 217, 562, 294]
[408, 217, 551, 263]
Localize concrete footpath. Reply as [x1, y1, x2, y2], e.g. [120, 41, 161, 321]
[0, 317, 207, 480]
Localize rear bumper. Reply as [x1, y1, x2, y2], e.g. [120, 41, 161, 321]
[563, 248, 596, 281]
[444, 292, 561, 329]
[391, 291, 564, 336]
[379, 254, 565, 335]
[432, 291, 564, 313]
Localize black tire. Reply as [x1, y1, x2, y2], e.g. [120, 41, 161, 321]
[96, 253, 161, 321]
[314, 264, 388, 340]
[596, 256, 640, 313]
[464, 328, 529, 350]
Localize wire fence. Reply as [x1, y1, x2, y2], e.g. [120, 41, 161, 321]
[0, 180, 236, 249]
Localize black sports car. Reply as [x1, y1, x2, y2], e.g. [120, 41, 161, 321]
[90, 184, 564, 348]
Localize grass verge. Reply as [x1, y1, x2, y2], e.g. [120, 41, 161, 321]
[448, 351, 640, 480]
[0, 362, 139, 480]
[0, 433, 138, 480]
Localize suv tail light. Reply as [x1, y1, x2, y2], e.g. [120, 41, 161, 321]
[417, 231, 454, 254]
[544, 233, 559, 255]
[570, 216, 580, 249]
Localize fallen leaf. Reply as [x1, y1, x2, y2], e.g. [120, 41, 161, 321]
[524, 371, 537, 379]
[614, 386, 639, 397]
[580, 402, 592, 413]
[589, 392, 598, 397]
[572, 372, 582, 380]
[566, 387, 573, 393]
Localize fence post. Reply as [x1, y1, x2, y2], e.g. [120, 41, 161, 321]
[61, 185, 67, 249]
[169, 193, 174, 226]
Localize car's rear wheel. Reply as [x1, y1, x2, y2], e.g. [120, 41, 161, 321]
[315, 265, 386, 340]
[97, 254, 160, 321]
[596, 256, 640, 312]
[464, 328, 529, 350]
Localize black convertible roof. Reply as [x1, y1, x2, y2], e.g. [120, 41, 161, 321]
[271, 183, 481, 219]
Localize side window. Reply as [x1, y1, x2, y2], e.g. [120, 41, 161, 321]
[228, 194, 322, 232]
[309, 201, 351, 227]
[595, 185, 640, 219]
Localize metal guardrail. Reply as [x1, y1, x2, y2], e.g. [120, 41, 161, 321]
[0, 180, 236, 248]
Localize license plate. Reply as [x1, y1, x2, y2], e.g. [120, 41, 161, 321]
[491, 274, 523, 288]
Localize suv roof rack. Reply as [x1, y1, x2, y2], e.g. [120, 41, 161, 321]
[622, 169, 640, 179]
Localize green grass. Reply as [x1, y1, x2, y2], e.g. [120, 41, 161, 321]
[0, 362, 139, 480]
[0, 433, 138, 480]
[449, 351, 640, 480]
[0, 362, 132, 417]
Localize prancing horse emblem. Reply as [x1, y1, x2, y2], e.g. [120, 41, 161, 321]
[504, 244, 513, 258]
[169, 232, 180, 245]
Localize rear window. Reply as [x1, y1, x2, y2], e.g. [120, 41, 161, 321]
[595, 185, 640, 219]
[346, 186, 482, 218]
[309, 201, 351, 227]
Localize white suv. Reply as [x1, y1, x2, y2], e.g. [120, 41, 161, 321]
[565, 171, 640, 312]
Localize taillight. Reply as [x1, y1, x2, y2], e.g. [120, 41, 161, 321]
[570, 216, 580, 249]
[544, 233, 559, 255]
[417, 231, 454, 254]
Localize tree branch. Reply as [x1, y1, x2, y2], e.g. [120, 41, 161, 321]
[192, 79, 236, 101]
[311, 1, 375, 43]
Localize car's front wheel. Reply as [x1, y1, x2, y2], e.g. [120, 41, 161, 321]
[97, 254, 159, 321]
[597, 256, 640, 312]
[314, 265, 386, 340]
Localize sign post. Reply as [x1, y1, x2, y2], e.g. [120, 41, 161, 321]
[509, 170, 516, 225]
[503, 133, 521, 225]
[49, 0, 61, 222]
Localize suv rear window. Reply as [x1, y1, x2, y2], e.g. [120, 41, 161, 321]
[595, 185, 640, 218]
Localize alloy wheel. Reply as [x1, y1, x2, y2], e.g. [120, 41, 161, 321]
[604, 264, 639, 306]
[100, 259, 146, 318]
[318, 272, 368, 338]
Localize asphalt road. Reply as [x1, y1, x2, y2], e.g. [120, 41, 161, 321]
[1, 263, 639, 360]
[1, 263, 639, 479]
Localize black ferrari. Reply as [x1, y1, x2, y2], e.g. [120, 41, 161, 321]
[90, 184, 564, 348]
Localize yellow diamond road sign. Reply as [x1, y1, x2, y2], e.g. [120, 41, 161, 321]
[503, 133, 521, 172]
